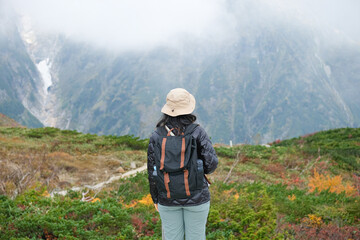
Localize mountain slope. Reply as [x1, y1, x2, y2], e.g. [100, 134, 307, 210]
[2, 0, 360, 143]
[321, 41, 360, 125]
[0, 113, 23, 127]
[0, 8, 43, 128]
[43, 10, 359, 143]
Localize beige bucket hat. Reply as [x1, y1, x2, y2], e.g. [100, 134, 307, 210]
[161, 88, 196, 117]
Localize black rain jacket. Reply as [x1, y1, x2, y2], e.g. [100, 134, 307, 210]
[147, 124, 218, 206]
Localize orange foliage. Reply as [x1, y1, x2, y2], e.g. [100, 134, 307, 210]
[137, 194, 153, 206]
[223, 189, 234, 195]
[41, 190, 51, 197]
[222, 188, 241, 200]
[125, 201, 137, 208]
[287, 194, 296, 201]
[302, 214, 323, 228]
[123, 194, 153, 208]
[308, 169, 356, 196]
[91, 198, 101, 203]
[234, 193, 239, 200]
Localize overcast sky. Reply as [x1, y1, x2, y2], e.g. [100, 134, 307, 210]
[4, 0, 360, 51]
[294, 0, 360, 40]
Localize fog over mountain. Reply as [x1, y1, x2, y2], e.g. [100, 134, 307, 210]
[9, 0, 237, 51]
[1, 0, 360, 143]
[8, 0, 360, 48]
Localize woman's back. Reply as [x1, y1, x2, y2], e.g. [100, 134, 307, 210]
[147, 88, 218, 240]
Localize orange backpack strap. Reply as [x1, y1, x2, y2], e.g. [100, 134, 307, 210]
[180, 137, 185, 168]
[164, 172, 171, 198]
[160, 137, 167, 170]
[184, 169, 191, 196]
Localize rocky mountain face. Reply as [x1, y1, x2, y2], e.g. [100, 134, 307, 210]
[0, 8, 42, 128]
[17, 15, 66, 128]
[1, 0, 359, 143]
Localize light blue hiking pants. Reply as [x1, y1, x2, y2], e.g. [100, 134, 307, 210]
[158, 201, 210, 240]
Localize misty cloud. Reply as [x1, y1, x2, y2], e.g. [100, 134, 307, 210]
[9, 0, 237, 51]
[291, 0, 360, 42]
[5, 0, 360, 51]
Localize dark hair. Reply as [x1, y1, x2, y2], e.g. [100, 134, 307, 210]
[156, 114, 197, 135]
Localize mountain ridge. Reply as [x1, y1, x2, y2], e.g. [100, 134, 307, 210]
[1, 0, 360, 143]
[0, 113, 23, 127]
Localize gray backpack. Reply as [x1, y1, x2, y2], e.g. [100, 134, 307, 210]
[153, 124, 204, 199]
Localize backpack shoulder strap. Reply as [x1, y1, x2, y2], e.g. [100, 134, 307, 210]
[184, 123, 199, 136]
[155, 126, 168, 136]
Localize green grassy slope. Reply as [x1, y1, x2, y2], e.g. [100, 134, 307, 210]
[0, 127, 359, 239]
[0, 113, 23, 127]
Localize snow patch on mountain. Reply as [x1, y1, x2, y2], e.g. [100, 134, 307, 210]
[17, 15, 66, 128]
[36, 58, 52, 94]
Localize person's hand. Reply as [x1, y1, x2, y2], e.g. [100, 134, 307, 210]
[154, 203, 159, 212]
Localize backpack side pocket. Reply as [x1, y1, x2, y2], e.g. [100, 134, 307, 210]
[196, 159, 204, 190]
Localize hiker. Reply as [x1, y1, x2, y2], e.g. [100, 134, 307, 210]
[147, 88, 218, 240]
